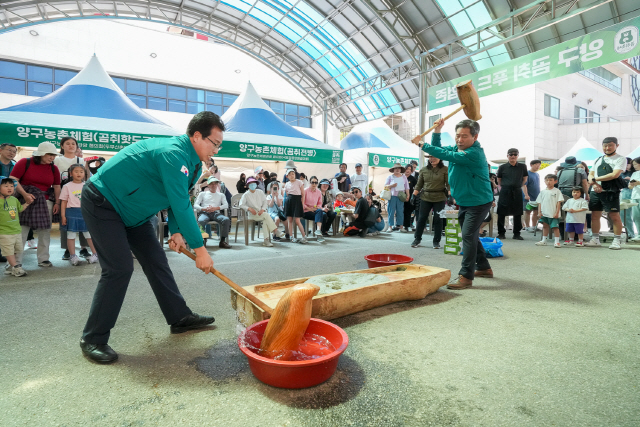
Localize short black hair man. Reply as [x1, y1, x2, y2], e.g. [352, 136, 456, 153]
[496, 148, 528, 240]
[79, 111, 225, 364]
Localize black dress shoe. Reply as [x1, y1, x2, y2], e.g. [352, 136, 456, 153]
[219, 241, 232, 249]
[79, 248, 91, 258]
[80, 339, 118, 364]
[497, 234, 506, 239]
[513, 235, 524, 240]
[170, 312, 215, 334]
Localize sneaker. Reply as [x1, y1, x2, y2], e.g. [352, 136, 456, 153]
[497, 234, 506, 240]
[272, 235, 281, 242]
[513, 235, 524, 240]
[62, 250, 70, 260]
[38, 261, 53, 267]
[433, 244, 441, 249]
[88, 254, 99, 264]
[609, 239, 621, 250]
[411, 239, 420, 248]
[322, 232, 330, 237]
[299, 237, 308, 244]
[586, 229, 592, 237]
[562, 240, 573, 246]
[11, 264, 27, 277]
[263, 238, 274, 247]
[584, 239, 601, 247]
[535, 241, 548, 246]
[554, 242, 561, 248]
[526, 227, 536, 233]
[314, 230, 323, 237]
[290, 237, 299, 243]
[70, 254, 81, 266]
[79, 248, 91, 258]
[27, 239, 37, 249]
[317, 235, 325, 243]
[575, 241, 584, 247]
[5, 264, 14, 275]
[285, 234, 290, 240]
[630, 236, 640, 242]
[382, 225, 389, 233]
[400, 228, 408, 233]
[391, 226, 400, 232]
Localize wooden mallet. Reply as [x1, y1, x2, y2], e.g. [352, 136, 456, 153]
[413, 80, 482, 144]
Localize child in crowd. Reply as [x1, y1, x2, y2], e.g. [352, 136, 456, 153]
[240, 177, 284, 247]
[60, 164, 98, 265]
[267, 181, 289, 242]
[0, 177, 31, 276]
[283, 169, 308, 244]
[562, 186, 589, 247]
[535, 174, 564, 248]
[333, 191, 354, 232]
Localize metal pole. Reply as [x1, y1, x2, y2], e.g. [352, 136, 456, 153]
[418, 57, 428, 169]
[322, 100, 328, 145]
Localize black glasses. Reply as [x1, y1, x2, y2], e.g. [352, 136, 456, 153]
[353, 189, 360, 193]
[206, 136, 222, 150]
[311, 181, 318, 184]
[508, 153, 518, 157]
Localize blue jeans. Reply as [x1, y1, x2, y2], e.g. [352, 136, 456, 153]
[630, 198, 640, 238]
[303, 209, 324, 224]
[621, 189, 636, 238]
[458, 202, 492, 280]
[388, 196, 404, 227]
[368, 219, 385, 233]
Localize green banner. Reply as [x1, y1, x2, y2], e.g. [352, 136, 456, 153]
[217, 140, 343, 164]
[0, 123, 162, 151]
[428, 16, 640, 109]
[369, 152, 419, 169]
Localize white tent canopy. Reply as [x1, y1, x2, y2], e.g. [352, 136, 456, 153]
[537, 136, 603, 178]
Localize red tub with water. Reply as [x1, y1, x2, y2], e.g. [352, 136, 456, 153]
[364, 253, 414, 268]
[238, 318, 349, 389]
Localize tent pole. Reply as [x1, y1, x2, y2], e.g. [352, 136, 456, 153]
[418, 58, 428, 170]
[322, 99, 328, 145]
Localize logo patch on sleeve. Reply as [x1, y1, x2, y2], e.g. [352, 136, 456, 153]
[180, 165, 189, 176]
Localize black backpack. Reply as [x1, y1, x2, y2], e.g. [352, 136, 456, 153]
[594, 156, 625, 192]
[557, 166, 580, 194]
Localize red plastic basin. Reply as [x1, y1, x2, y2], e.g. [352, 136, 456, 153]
[364, 253, 414, 268]
[238, 318, 349, 389]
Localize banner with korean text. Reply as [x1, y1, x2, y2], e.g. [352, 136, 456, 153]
[428, 17, 640, 109]
[369, 152, 419, 169]
[0, 123, 159, 151]
[215, 141, 343, 164]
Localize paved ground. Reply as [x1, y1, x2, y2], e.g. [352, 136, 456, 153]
[1, 224, 639, 427]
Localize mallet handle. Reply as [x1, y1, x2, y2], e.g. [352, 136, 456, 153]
[178, 247, 273, 315]
[417, 104, 466, 139]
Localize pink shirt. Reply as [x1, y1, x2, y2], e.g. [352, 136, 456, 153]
[59, 182, 85, 208]
[304, 187, 322, 211]
[285, 179, 303, 196]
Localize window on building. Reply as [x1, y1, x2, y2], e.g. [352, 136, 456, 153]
[578, 67, 622, 94]
[428, 114, 442, 128]
[574, 106, 588, 124]
[589, 111, 600, 123]
[544, 95, 560, 119]
[0, 59, 313, 127]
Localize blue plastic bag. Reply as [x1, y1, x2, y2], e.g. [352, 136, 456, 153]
[480, 237, 503, 258]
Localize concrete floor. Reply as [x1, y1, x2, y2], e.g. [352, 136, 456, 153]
[1, 225, 639, 427]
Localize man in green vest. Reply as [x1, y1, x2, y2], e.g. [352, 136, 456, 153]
[79, 112, 224, 364]
[413, 118, 494, 290]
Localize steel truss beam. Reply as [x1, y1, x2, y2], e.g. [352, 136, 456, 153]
[324, 0, 613, 110]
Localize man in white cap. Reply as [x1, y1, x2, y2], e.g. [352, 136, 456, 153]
[254, 166, 265, 192]
[194, 176, 231, 249]
[351, 163, 368, 194]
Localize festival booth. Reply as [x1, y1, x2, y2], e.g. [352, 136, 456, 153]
[0, 55, 179, 159]
[536, 136, 603, 179]
[339, 120, 455, 192]
[213, 81, 342, 191]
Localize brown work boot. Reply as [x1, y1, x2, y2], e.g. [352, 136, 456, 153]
[474, 268, 493, 278]
[447, 275, 473, 290]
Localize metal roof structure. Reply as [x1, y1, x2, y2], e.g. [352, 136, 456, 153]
[0, 0, 638, 132]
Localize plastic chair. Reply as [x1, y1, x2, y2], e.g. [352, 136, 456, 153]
[232, 195, 264, 245]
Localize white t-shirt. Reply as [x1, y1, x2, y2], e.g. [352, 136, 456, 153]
[562, 197, 589, 224]
[593, 154, 627, 185]
[54, 155, 85, 182]
[631, 171, 640, 200]
[536, 188, 564, 218]
[351, 173, 368, 192]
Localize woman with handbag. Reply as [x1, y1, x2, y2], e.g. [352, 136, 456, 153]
[384, 163, 410, 232]
[267, 181, 289, 241]
[411, 156, 449, 249]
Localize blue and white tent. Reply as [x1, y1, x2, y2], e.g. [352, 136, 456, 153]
[536, 136, 602, 179]
[0, 55, 179, 151]
[218, 81, 341, 165]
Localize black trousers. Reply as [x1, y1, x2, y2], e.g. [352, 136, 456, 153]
[322, 210, 337, 233]
[414, 200, 445, 244]
[459, 202, 492, 280]
[497, 213, 523, 236]
[81, 184, 191, 344]
[403, 200, 414, 228]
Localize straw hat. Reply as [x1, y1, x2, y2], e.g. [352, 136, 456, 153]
[285, 159, 297, 169]
[389, 162, 406, 173]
